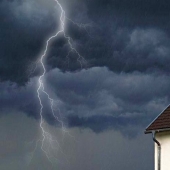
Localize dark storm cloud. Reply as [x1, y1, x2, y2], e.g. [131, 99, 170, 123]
[0, 80, 39, 118]
[0, 0, 58, 84]
[44, 67, 169, 134]
[1, 67, 168, 136]
[0, 79, 61, 124]
[46, 67, 169, 108]
[67, 114, 145, 137]
[46, 0, 170, 74]
[1, 0, 170, 135]
[85, 0, 170, 29]
[1, 0, 170, 85]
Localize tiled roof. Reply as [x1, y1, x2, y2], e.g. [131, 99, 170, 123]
[145, 105, 170, 133]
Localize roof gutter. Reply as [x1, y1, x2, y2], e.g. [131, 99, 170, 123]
[152, 131, 161, 170]
[145, 128, 170, 134]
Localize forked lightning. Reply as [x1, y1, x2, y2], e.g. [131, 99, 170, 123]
[36, 0, 85, 162]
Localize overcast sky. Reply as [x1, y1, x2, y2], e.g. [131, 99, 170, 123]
[1, 0, 170, 169]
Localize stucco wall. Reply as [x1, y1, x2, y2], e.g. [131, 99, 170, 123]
[155, 131, 170, 170]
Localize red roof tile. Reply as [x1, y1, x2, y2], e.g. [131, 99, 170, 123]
[145, 105, 170, 133]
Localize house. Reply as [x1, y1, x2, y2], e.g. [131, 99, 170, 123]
[145, 105, 170, 170]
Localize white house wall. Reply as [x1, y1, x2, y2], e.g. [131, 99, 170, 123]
[155, 131, 170, 170]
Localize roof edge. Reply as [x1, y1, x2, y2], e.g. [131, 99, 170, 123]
[145, 104, 170, 131]
[144, 130, 152, 134]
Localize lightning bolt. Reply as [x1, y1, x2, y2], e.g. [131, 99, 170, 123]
[35, 0, 85, 163]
